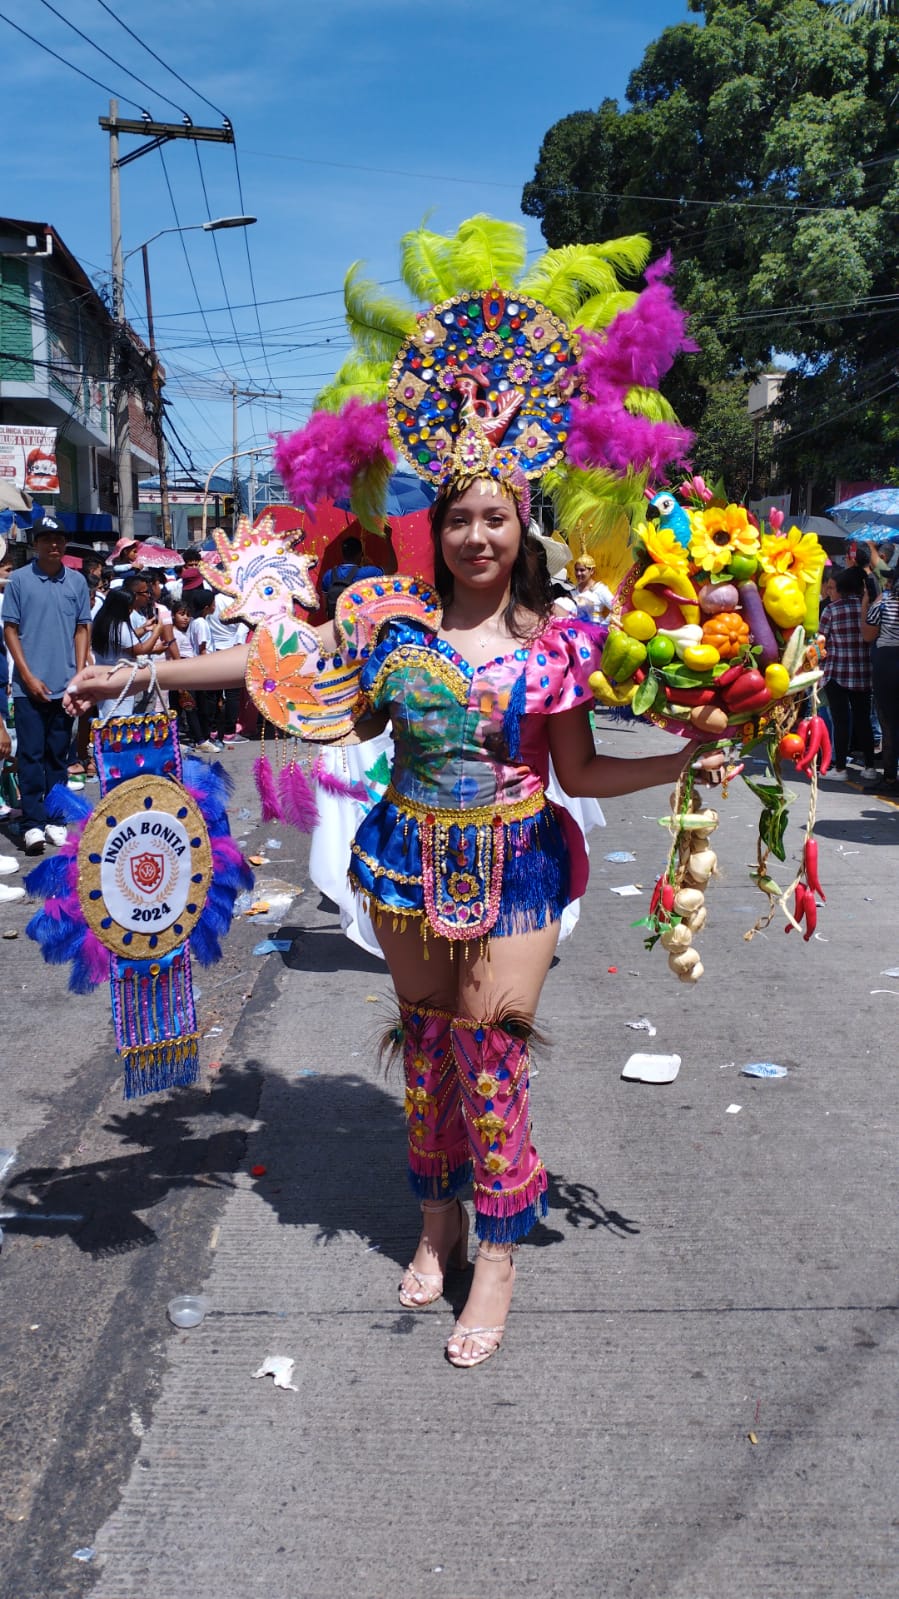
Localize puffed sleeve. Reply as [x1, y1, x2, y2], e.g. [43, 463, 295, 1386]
[524, 618, 606, 715]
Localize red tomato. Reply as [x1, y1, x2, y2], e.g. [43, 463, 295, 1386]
[778, 732, 805, 761]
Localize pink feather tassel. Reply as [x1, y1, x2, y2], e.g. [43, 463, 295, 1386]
[311, 755, 369, 803]
[253, 753, 283, 822]
[272, 397, 395, 509]
[277, 761, 320, 832]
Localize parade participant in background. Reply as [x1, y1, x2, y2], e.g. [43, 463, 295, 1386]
[3, 516, 90, 855]
[571, 553, 614, 624]
[90, 589, 166, 721]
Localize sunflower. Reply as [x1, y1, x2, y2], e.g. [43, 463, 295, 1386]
[758, 526, 826, 587]
[688, 505, 760, 575]
[635, 519, 691, 573]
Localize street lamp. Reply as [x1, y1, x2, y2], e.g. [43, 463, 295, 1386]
[114, 216, 257, 546]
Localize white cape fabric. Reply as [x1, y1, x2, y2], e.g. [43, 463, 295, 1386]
[308, 732, 605, 960]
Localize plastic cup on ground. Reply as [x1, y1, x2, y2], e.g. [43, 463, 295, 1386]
[167, 1295, 209, 1328]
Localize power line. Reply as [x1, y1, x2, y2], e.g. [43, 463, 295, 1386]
[0, 6, 146, 109]
[156, 144, 234, 383]
[92, 0, 229, 121]
[34, 0, 189, 117]
[192, 142, 255, 384]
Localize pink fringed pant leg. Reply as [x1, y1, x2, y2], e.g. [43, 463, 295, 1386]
[400, 1003, 472, 1200]
[451, 1020, 548, 1244]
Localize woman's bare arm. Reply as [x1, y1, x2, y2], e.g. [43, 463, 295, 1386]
[548, 705, 724, 797]
[65, 642, 251, 715]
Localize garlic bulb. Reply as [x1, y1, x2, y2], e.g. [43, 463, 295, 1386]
[684, 848, 717, 887]
[668, 946, 702, 979]
[660, 922, 693, 951]
[685, 904, 707, 934]
[673, 886, 704, 915]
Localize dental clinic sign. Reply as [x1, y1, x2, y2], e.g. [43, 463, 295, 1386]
[0, 426, 59, 493]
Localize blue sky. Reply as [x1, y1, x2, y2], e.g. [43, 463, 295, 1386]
[1, 0, 695, 473]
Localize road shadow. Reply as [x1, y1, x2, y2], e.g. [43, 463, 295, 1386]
[812, 812, 899, 844]
[1, 1052, 639, 1271]
[276, 920, 385, 975]
[1, 1067, 261, 1258]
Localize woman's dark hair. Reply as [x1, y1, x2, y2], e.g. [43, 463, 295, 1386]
[428, 484, 552, 638]
[836, 564, 865, 598]
[91, 588, 134, 657]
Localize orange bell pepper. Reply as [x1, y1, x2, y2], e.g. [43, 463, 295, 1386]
[700, 611, 750, 660]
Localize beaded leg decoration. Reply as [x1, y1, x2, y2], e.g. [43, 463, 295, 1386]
[400, 1002, 472, 1202]
[451, 1019, 548, 1244]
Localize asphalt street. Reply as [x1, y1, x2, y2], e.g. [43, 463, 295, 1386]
[0, 723, 896, 1599]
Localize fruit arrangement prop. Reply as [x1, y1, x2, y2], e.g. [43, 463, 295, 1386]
[600, 500, 831, 978]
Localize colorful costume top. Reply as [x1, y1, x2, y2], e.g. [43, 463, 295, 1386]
[349, 614, 604, 941]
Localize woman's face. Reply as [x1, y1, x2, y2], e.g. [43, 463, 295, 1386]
[574, 562, 594, 591]
[438, 480, 521, 593]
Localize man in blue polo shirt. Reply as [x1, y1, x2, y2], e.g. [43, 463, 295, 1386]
[3, 515, 91, 854]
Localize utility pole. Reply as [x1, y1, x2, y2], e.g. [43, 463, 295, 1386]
[108, 100, 134, 542]
[101, 105, 236, 543]
[141, 243, 172, 546]
[231, 382, 281, 532]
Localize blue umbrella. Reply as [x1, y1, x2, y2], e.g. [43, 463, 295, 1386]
[336, 467, 436, 519]
[827, 489, 899, 542]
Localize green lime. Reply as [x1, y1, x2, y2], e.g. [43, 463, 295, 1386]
[647, 635, 676, 666]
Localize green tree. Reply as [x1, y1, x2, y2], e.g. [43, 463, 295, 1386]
[522, 0, 899, 497]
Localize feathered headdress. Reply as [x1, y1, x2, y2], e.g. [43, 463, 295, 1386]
[272, 216, 697, 544]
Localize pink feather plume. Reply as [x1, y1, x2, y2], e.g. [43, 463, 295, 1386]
[569, 254, 697, 476]
[81, 928, 113, 987]
[253, 753, 283, 822]
[277, 761, 319, 833]
[272, 398, 395, 509]
[311, 755, 369, 803]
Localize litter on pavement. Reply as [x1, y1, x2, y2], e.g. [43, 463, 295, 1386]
[626, 1017, 657, 1037]
[72, 1548, 95, 1563]
[605, 850, 636, 863]
[610, 884, 642, 896]
[741, 1062, 788, 1078]
[621, 1052, 680, 1083]
[253, 1355, 298, 1392]
[265, 838, 283, 849]
[252, 939, 293, 955]
[726, 1104, 742, 1114]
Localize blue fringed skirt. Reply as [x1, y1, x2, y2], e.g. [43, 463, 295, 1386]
[348, 788, 572, 938]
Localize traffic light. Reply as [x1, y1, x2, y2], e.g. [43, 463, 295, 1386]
[223, 495, 235, 519]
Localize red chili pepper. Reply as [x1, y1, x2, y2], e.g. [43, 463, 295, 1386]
[785, 882, 808, 934]
[795, 715, 830, 774]
[633, 666, 647, 683]
[716, 661, 747, 688]
[649, 875, 665, 917]
[661, 882, 676, 913]
[804, 838, 826, 902]
[663, 685, 718, 706]
[817, 721, 832, 775]
[802, 890, 818, 942]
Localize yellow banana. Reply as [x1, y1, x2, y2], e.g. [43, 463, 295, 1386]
[589, 670, 637, 707]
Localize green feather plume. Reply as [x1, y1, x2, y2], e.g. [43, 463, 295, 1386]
[314, 355, 391, 413]
[444, 214, 527, 293]
[518, 245, 622, 322]
[399, 221, 458, 302]
[625, 386, 679, 423]
[573, 289, 638, 331]
[588, 234, 652, 278]
[349, 452, 394, 534]
[344, 262, 416, 363]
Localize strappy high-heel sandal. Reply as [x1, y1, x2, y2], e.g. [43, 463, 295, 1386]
[445, 1244, 517, 1368]
[398, 1196, 470, 1309]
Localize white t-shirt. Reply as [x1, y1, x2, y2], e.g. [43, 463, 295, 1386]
[173, 618, 208, 659]
[207, 591, 248, 651]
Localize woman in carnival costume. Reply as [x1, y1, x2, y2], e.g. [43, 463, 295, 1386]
[67, 215, 722, 1368]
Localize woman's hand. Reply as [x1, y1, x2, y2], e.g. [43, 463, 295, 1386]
[64, 663, 123, 717]
[678, 740, 739, 788]
[0, 717, 11, 760]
